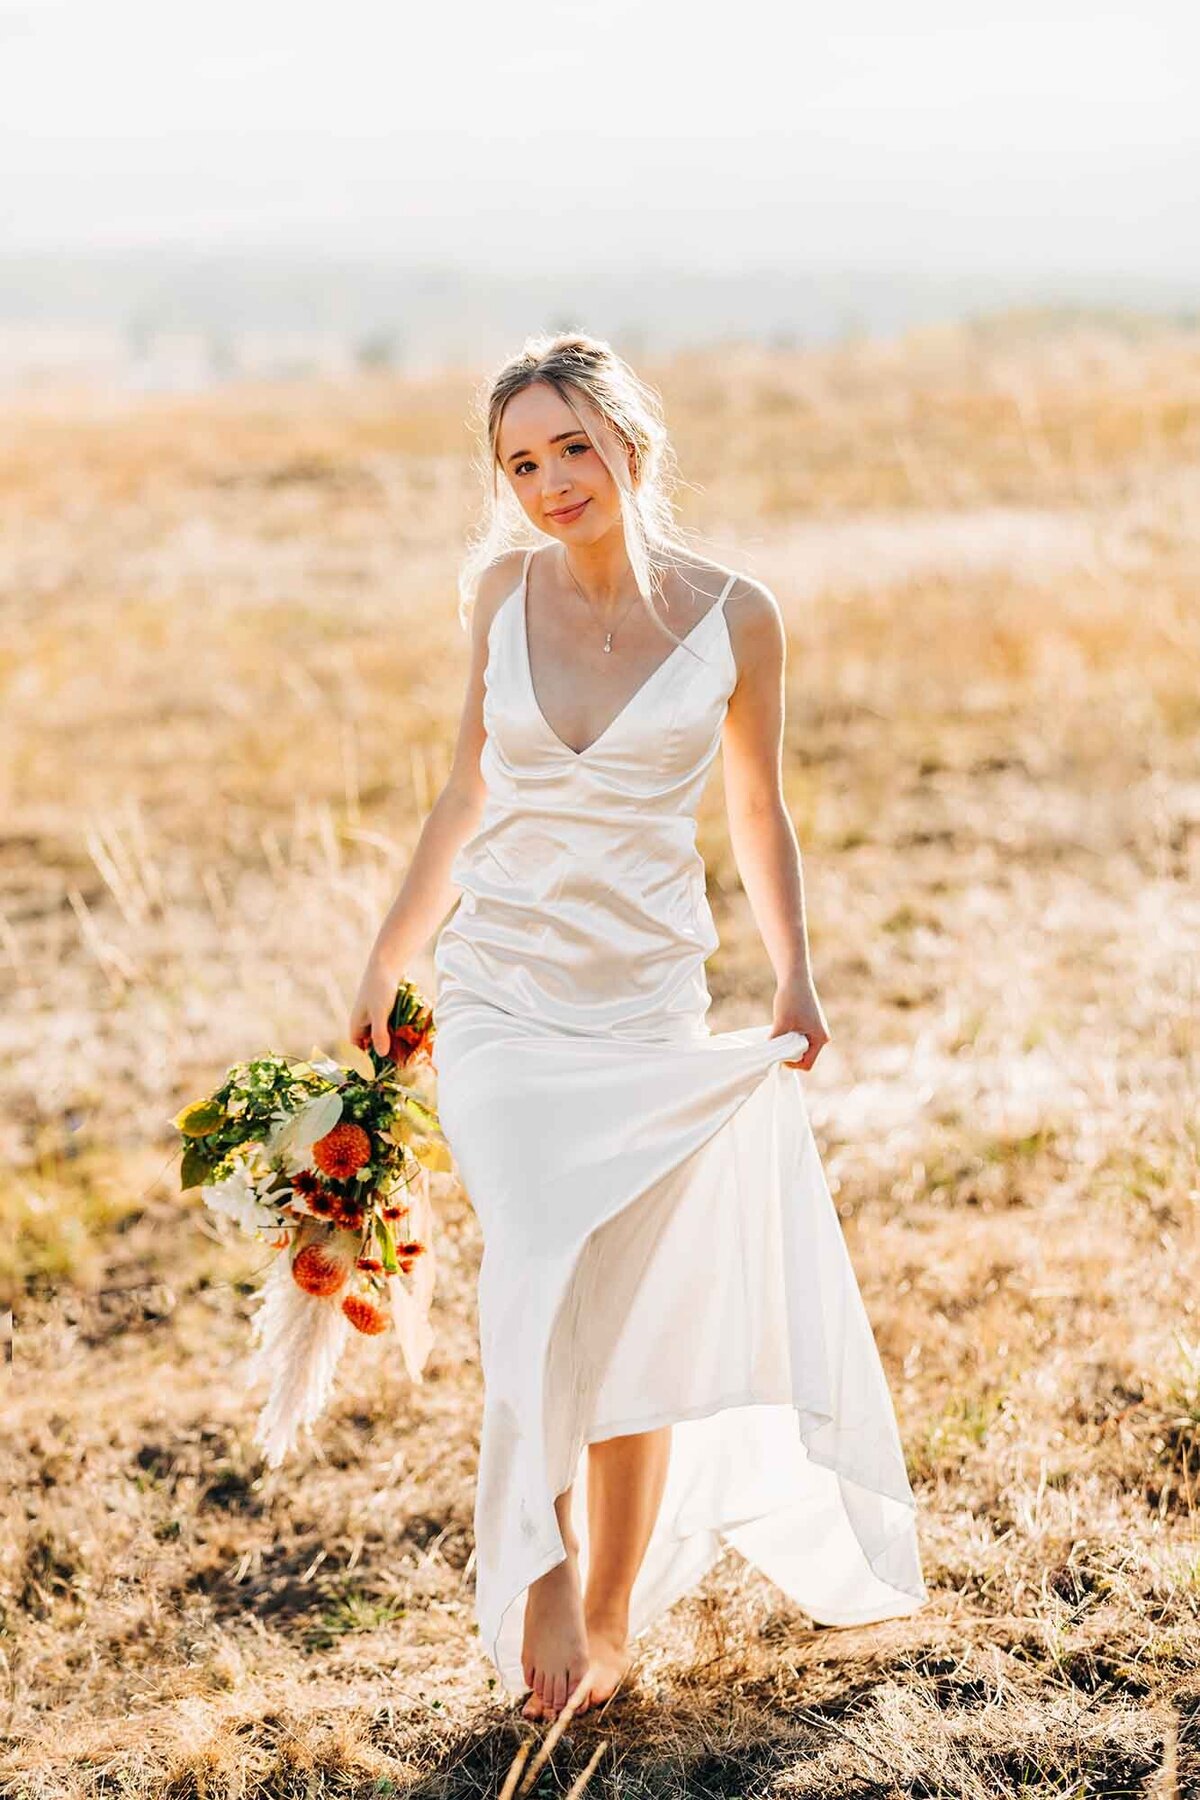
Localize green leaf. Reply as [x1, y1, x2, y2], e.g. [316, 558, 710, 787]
[374, 1213, 400, 1275]
[173, 1098, 225, 1137]
[181, 1142, 217, 1191]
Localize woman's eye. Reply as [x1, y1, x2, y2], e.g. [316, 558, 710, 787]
[512, 443, 587, 477]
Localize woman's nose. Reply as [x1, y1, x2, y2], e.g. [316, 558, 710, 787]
[544, 456, 574, 494]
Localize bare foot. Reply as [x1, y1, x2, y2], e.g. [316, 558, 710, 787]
[576, 1612, 633, 1713]
[520, 1548, 590, 1722]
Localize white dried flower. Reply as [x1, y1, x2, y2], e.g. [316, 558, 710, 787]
[203, 1164, 287, 1236]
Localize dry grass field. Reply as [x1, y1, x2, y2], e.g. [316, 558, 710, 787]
[3, 314, 1199, 1798]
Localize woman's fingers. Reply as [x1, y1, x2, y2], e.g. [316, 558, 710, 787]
[349, 966, 404, 1058]
[347, 988, 391, 1058]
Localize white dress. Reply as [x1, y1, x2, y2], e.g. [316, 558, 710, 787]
[431, 547, 927, 1693]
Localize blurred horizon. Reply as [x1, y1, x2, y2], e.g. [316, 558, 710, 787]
[3, 246, 1199, 390]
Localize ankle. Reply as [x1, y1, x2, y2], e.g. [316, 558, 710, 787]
[584, 1597, 630, 1643]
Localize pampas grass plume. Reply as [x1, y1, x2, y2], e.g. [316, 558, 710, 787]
[244, 1251, 352, 1467]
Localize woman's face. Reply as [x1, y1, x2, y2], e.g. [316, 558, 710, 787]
[496, 381, 633, 544]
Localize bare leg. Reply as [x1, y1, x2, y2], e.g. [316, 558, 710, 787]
[576, 1425, 672, 1712]
[520, 1483, 591, 1722]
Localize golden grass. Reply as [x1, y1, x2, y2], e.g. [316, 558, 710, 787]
[2, 314, 1199, 1797]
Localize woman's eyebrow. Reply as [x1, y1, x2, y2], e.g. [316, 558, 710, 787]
[505, 429, 587, 465]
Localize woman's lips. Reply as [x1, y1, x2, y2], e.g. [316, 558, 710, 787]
[548, 499, 589, 522]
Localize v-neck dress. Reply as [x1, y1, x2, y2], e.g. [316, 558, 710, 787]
[431, 546, 927, 1693]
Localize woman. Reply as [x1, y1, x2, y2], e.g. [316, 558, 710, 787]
[349, 332, 927, 1722]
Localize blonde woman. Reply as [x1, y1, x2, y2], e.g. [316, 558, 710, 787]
[349, 333, 926, 1722]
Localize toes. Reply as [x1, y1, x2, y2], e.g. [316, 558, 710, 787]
[584, 1657, 624, 1708]
[524, 1664, 596, 1725]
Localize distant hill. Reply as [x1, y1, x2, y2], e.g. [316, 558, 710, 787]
[1, 249, 1196, 387]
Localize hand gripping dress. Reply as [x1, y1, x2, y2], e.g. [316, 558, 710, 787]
[431, 548, 927, 1692]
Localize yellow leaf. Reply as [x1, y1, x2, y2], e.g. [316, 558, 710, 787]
[411, 1138, 453, 1173]
[173, 1099, 225, 1137]
[342, 1043, 375, 1081]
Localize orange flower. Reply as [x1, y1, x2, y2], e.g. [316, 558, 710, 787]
[343, 1292, 391, 1335]
[312, 1121, 373, 1180]
[292, 1240, 351, 1297]
[293, 1169, 336, 1215]
[387, 1013, 435, 1066]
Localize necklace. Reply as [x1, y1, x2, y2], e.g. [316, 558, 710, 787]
[559, 548, 646, 654]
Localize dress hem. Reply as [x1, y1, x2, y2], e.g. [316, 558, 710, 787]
[485, 1387, 929, 1691]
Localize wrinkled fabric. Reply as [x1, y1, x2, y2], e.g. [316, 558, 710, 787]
[432, 549, 927, 1691]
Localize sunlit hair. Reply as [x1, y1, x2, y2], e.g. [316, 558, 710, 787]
[457, 330, 718, 648]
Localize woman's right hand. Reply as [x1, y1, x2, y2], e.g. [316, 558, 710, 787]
[348, 956, 401, 1058]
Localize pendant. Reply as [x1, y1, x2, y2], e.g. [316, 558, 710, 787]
[603, 634, 613, 654]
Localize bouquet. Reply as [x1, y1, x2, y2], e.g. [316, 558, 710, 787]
[173, 981, 445, 1467]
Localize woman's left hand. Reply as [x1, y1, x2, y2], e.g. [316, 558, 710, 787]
[769, 972, 831, 1071]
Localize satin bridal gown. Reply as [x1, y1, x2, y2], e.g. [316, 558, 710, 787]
[431, 546, 927, 1693]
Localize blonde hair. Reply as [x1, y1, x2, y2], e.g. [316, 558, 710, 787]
[457, 330, 719, 650]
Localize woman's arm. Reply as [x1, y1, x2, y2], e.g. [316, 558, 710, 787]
[721, 578, 830, 1071]
[348, 550, 525, 1054]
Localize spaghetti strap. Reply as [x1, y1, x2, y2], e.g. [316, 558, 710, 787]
[716, 569, 738, 609]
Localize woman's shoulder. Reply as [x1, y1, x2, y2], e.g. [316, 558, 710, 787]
[476, 547, 529, 603]
[672, 547, 773, 604]
[466, 548, 529, 643]
[682, 559, 784, 675]
[726, 572, 781, 630]
[674, 555, 779, 627]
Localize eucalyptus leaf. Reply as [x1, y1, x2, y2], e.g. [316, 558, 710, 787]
[262, 1088, 343, 1162]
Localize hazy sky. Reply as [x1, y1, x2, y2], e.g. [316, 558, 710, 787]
[2, 0, 1198, 277]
